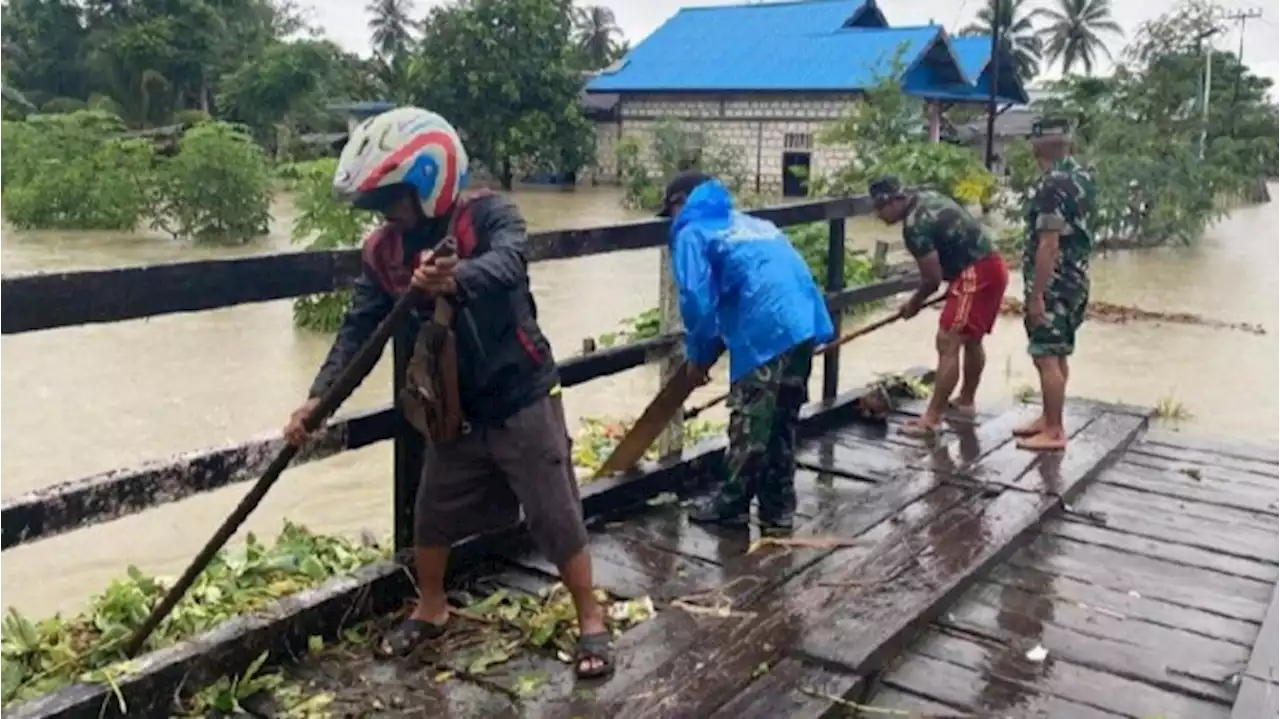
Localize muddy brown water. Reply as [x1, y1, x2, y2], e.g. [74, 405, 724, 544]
[2, 184, 1277, 617]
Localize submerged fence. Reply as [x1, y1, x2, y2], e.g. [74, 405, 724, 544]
[0, 194, 918, 553]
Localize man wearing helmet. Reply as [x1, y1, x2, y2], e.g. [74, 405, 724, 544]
[282, 107, 613, 678]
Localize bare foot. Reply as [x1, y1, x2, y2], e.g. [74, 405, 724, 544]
[1016, 430, 1068, 452]
[1012, 416, 1046, 437]
[899, 418, 940, 438]
[948, 401, 977, 419]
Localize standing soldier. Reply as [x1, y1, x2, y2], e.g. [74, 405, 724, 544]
[1014, 117, 1096, 451]
[869, 176, 1010, 437]
[658, 171, 835, 536]
[282, 107, 614, 678]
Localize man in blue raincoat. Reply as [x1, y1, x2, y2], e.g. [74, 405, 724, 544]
[658, 171, 835, 535]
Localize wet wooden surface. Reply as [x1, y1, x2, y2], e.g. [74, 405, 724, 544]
[277, 400, 1279, 718]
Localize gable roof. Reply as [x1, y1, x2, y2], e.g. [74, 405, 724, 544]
[585, 0, 1026, 104]
[938, 36, 1030, 105]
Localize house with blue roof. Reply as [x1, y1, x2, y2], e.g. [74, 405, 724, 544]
[584, 0, 1026, 195]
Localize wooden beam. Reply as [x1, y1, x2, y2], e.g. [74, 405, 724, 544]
[0, 331, 680, 549]
[1, 196, 875, 335]
[2, 371, 913, 719]
[1244, 583, 1279, 684]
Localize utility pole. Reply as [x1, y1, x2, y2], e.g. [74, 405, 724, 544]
[1194, 26, 1221, 160]
[1224, 7, 1263, 137]
[984, 10, 1001, 171]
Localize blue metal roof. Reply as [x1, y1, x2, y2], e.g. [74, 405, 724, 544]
[941, 36, 1030, 105]
[585, 0, 1024, 103]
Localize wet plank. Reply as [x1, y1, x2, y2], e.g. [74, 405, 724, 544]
[507, 528, 728, 602]
[1230, 676, 1279, 719]
[797, 410, 1147, 673]
[984, 561, 1261, 647]
[967, 403, 1102, 491]
[1077, 481, 1279, 536]
[950, 578, 1251, 670]
[603, 503, 754, 567]
[878, 649, 1124, 718]
[939, 582, 1241, 703]
[1244, 584, 1278, 683]
[1058, 490, 1280, 565]
[1006, 534, 1274, 621]
[1101, 460, 1280, 517]
[796, 434, 913, 481]
[910, 630, 1231, 718]
[1043, 518, 1277, 583]
[1132, 436, 1280, 474]
[1141, 429, 1279, 466]
[705, 657, 862, 719]
[1124, 445, 1279, 484]
[587, 483, 973, 717]
[857, 686, 973, 718]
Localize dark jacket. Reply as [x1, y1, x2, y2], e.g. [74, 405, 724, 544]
[308, 192, 558, 425]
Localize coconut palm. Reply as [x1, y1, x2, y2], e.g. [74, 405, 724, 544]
[1039, 0, 1124, 76]
[367, 0, 415, 61]
[961, 0, 1047, 82]
[573, 5, 624, 70]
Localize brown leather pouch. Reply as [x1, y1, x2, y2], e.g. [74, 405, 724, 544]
[401, 299, 463, 444]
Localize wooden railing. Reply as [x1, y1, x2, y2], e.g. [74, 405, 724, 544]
[0, 194, 918, 552]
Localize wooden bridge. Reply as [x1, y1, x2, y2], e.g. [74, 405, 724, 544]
[1, 196, 1276, 719]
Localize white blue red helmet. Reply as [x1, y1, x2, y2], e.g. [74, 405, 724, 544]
[333, 106, 469, 218]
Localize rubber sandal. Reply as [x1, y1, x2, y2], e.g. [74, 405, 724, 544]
[374, 616, 451, 659]
[575, 632, 615, 679]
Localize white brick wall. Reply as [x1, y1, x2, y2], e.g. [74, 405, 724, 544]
[598, 93, 860, 195]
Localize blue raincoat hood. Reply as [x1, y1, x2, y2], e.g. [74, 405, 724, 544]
[667, 180, 835, 382]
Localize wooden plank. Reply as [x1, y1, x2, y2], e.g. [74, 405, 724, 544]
[1043, 518, 1277, 583]
[1125, 444, 1279, 481]
[985, 561, 1262, 647]
[1244, 584, 1279, 684]
[1060, 487, 1280, 564]
[856, 686, 973, 718]
[878, 650, 1127, 718]
[577, 482, 969, 715]
[910, 630, 1231, 719]
[1101, 461, 1280, 517]
[1231, 676, 1279, 719]
[797, 411, 1146, 671]
[1007, 534, 1274, 622]
[507, 529, 729, 602]
[592, 360, 706, 478]
[939, 583, 1242, 702]
[602, 503, 754, 567]
[960, 403, 1100, 490]
[952, 578, 1251, 669]
[705, 658, 863, 719]
[0, 331, 682, 549]
[1141, 429, 1279, 465]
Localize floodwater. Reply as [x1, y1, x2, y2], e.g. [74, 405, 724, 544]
[2, 184, 1277, 617]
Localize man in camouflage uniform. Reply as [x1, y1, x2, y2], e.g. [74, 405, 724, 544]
[1013, 117, 1096, 451]
[657, 171, 835, 536]
[869, 176, 1010, 437]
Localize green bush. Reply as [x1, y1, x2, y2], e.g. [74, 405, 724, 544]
[151, 122, 273, 244]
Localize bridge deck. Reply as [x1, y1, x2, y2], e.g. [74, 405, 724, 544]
[275, 400, 1278, 719]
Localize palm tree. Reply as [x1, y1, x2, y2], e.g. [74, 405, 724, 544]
[573, 5, 624, 70]
[367, 0, 415, 61]
[1039, 0, 1123, 76]
[961, 0, 1046, 82]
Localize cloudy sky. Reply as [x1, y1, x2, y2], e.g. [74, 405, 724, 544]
[305, 0, 1279, 89]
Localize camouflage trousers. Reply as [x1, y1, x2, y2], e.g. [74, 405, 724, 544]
[710, 342, 814, 525]
[1024, 281, 1089, 358]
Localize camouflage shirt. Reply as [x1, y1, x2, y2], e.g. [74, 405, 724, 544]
[1022, 156, 1096, 294]
[901, 189, 995, 281]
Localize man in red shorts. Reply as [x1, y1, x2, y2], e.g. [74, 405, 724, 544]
[869, 176, 1010, 437]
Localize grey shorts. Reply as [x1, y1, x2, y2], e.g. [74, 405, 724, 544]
[414, 393, 588, 567]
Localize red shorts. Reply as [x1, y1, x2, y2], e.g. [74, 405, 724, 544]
[939, 253, 1009, 339]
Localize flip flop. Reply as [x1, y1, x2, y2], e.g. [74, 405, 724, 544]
[373, 616, 452, 659]
[575, 631, 616, 680]
[898, 420, 939, 438]
[1016, 433, 1068, 452]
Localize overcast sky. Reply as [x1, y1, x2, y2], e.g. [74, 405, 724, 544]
[305, 0, 1280, 90]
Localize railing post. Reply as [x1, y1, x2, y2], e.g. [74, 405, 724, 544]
[823, 218, 846, 400]
[656, 245, 685, 457]
[391, 327, 423, 554]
